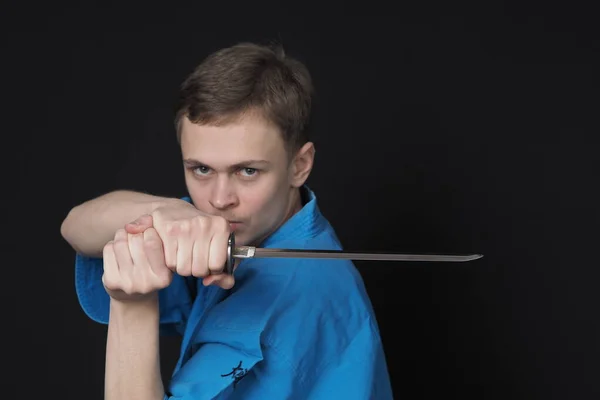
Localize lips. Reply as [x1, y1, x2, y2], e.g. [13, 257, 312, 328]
[228, 221, 242, 231]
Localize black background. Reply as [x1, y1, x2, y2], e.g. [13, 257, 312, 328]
[5, 2, 599, 399]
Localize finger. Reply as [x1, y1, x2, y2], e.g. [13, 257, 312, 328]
[142, 228, 166, 272]
[127, 232, 147, 267]
[127, 232, 153, 293]
[201, 257, 240, 287]
[203, 274, 235, 290]
[176, 235, 193, 276]
[102, 241, 120, 290]
[143, 228, 172, 286]
[207, 230, 229, 274]
[218, 275, 235, 290]
[112, 229, 134, 271]
[112, 229, 135, 292]
[191, 239, 208, 278]
[163, 226, 179, 270]
[125, 214, 154, 234]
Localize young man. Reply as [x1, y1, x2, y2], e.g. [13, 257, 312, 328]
[61, 42, 393, 399]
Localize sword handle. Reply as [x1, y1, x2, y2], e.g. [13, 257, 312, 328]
[225, 231, 235, 275]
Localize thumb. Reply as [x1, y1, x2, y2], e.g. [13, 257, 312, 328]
[125, 214, 154, 234]
[203, 274, 236, 290]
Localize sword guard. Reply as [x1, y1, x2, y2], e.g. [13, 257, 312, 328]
[225, 231, 235, 275]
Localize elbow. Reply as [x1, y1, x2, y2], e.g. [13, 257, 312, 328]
[60, 205, 104, 258]
[60, 206, 79, 249]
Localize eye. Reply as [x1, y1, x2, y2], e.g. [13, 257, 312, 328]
[193, 166, 211, 176]
[239, 168, 258, 177]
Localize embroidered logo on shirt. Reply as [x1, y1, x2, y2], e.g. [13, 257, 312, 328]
[221, 360, 248, 388]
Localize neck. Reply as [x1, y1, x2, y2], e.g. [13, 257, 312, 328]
[252, 186, 304, 248]
[275, 187, 303, 234]
[288, 186, 303, 216]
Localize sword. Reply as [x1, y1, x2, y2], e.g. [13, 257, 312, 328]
[223, 232, 483, 274]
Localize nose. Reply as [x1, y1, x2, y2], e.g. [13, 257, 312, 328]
[209, 176, 238, 211]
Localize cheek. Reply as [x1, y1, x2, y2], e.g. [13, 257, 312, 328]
[239, 188, 276, 214]
[241, 180, 286, 215]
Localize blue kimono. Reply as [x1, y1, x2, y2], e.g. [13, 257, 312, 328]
[74, 186, 394, 399]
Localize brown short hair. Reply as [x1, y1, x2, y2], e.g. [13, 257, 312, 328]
[174, 42, 314, 156]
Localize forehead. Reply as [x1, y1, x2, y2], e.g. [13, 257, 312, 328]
[179, 115, 286, 165]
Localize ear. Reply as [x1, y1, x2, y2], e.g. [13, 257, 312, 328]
[290, 142, 315, 188]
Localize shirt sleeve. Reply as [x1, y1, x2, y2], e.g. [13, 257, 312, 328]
[163, 265, 295, 399]
[74, 253, 195, 336]
[297, 318, 394, 399]
[162, 241, 393, 399]
[164, 331, 264, 400]
[73, 195, 197, 335]
[161, 319, 392, 400]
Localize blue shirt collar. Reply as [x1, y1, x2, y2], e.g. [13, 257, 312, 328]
[260, 185, 327, 248]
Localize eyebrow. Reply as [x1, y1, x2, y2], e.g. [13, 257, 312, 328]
[183, 158, 271, 170]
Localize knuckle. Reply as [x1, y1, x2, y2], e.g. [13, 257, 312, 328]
[164, 252, 176, 268]
[214, 216, 229, 232]
[121, 280, 134, 295]
[157, 273, 172, 288]
[113, 235, 128, 247]
[103, 241, 114, 253]
[102, 276, 117, 291]
[143, 227, 158, 238]
[191, 265, 208, 278]
[176, 265, 190, 276]
[191, 217, 204, 232]
[138, 281, 152, 295]
[166, 222, 178, 235]
[143, 237, 162, 251]
[198, 215, 212, 229]
[209, 263, 224, 273]
[129, 232, 143, 244]
[179, 220, 191, 233]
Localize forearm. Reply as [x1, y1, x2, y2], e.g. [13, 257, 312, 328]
[60, 190, 181, 257]
[105, 296, 164, 400]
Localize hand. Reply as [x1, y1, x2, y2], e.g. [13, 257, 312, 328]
[102, 219, 173, 303]
[125, 201, 235, 289]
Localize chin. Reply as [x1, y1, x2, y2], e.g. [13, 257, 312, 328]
[231, 231, 249, 246]
[232, 232, 257, 248]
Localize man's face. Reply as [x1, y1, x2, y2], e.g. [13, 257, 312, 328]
[179, 114, 309, 247]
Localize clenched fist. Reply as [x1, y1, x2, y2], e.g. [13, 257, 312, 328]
[102, 223, 173, 303]
[125, 201, 235, 289]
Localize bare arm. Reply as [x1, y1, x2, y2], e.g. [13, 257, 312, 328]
[95, 204, 233, 399]
[60, 190, 184, 258]
[105, 295, 164, 400]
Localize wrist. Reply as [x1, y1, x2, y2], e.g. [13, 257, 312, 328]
[151, 197, 191, 213]
[110, 294, 159, 322]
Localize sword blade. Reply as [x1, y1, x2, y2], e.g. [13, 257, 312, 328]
[232, 246, 483, 262]
[223, 232, 483, 275]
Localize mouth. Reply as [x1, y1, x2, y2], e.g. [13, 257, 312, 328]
[228, 221, 242, 231]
